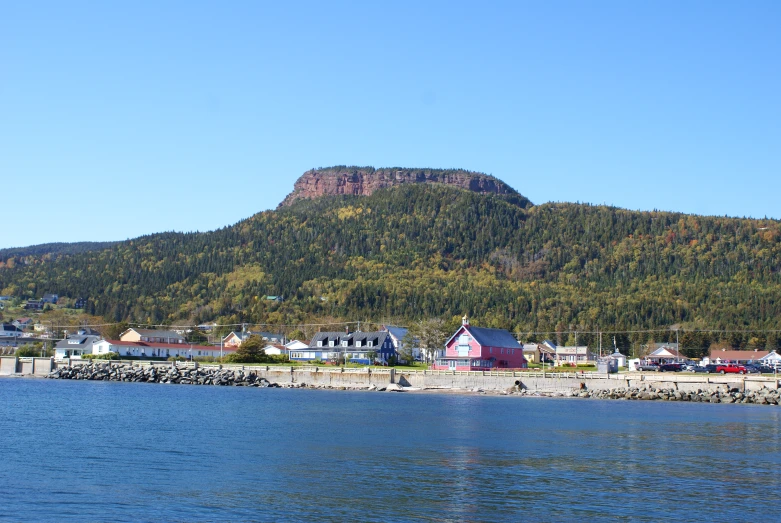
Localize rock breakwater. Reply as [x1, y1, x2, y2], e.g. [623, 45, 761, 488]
[48, 363, 279, 387]
[515, 384, 781, 405]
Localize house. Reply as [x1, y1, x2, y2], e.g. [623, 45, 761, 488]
[645, 346, 687, 363]
[23, 300, 44, 310]
[290, 330, 395, 364]
[265, 295, 284, 302]
[54, 330, 101, 359]
[13, 317, 34, 329]
[92, 340, 236, 359]
[0, 324, 22, 337]
[285, 339, 309, 351]
[554, 346, 596, 366]
[522, 343, 541, 363]
[119, 328, 186, 344]
[760, 351, 781, 366]
[608, 350, 627, 368]
[432, 316, 527, 371]
[383, 325, 421, 361]
[705, 349, 770, 364]
[73, 297, 88, 309]
[33, 323, 47, 332]
[42, 293, 59, 304]
[263, 344, 287, 357]
[0, 296, 11, 301]
[222, 331, 285, 347]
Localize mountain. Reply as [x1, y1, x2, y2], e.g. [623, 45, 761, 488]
[279, 166, 532, 208]
[1, 169, 780, 356]
[0, 241, 119, 259]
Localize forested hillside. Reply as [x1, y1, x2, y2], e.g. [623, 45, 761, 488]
[1, 183, 780, 355]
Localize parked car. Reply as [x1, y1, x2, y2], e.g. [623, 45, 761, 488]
[693, 364, 719, 373]
[715, 364, 747, 375]
[743, 364, 762, 374]
[683, 363, 698, 372]
[637, 362, 660, 372]
[659, 363, 683, 372]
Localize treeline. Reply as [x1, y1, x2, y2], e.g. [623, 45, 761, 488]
[1, 184, 780, 355]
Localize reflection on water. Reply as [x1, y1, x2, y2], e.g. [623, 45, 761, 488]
[1, 379, 779, 522]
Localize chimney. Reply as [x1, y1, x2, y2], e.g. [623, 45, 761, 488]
[345, 325, 350, 334]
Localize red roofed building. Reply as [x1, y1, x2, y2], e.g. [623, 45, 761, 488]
[92, 340, 236, 359]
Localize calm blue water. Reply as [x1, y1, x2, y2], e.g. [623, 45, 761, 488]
[2, 379, 780, 522]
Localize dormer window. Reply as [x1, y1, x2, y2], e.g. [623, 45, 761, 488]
[355, 340, 361, 347]
[342, 341, 348, 347]
[317, 340, 323, 347]
[367, 341, 373, 347]
[329, 340, 334, 347]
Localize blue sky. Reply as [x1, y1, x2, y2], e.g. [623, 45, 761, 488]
[1, 1, 779, 248]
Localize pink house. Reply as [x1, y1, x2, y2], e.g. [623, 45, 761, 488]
[433, 316, 527, 371]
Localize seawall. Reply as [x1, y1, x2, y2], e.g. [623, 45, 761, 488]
[4, 358, 780, 397]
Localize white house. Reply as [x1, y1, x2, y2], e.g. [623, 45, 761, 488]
[554, 346, 596, 366]
[92, 340, 236, 359]
[54, 331, 101, 360]
[760, 351, 781, 366]
[608, 350, 627, 368]
[0, 324, 22, 337]
[263, 344, 287, 356]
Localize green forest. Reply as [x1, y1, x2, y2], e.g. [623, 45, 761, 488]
[1, 183, 780, 357]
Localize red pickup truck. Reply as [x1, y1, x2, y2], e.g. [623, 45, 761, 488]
[715, 364, 747, 375]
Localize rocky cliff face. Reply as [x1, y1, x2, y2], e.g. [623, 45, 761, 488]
[279, 167, 531, 208]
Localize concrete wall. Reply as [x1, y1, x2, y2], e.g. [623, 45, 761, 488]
[0, 357, 17, 375]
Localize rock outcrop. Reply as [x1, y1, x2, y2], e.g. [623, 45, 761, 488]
[279, 166, 531, 208]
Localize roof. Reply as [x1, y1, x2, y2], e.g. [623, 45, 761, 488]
[647, 346, 687, 358]
[383, 325, 409, 341]
[542, 340, 557, 349]
[1, 324, 21, 332]
[123, 328, 185, 340]
[309, 331, 390, 349]
[102, 340, 233, 351]
[55, 335, 100, 350]
[15, 317, 33, 323]
[446, 325, 521, 349]
[708, 349, 770, 362]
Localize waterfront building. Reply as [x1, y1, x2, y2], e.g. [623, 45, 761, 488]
[222, 331, 285, 347]
[119, 328, 186, 344]
[553, 345, 597, 366]
[290, 330, 395, 364]
[645, 345, 687, 363]
[92, 340, 235, 359]
[54, 330, 101, 359]
[432, 316, 527, 371]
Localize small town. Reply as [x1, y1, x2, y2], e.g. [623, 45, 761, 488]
[2, 293, 780, 377]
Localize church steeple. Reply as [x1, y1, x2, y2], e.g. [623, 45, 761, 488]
[462, 314, 469, 326]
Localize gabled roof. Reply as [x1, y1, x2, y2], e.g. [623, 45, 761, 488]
[383, 325, 408, 341]
[309, 331, 390, 349]
[55, 335, 100, 350]
[708, 349, 770, 362]
[542, 340, 557, 350]
[122, 328, 185, 340]
[647, 346, 686, 359]
[446, 325, 521, 349]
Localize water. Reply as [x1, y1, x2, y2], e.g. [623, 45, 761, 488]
[1, 379, 780, 522]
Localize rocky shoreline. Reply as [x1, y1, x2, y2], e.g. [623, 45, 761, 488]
[514, 383, 781, 405]
[48, 363, 280, 387]
[46, 363, 781, 405]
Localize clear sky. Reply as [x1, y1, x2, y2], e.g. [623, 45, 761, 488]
[2, 1, 779, 249]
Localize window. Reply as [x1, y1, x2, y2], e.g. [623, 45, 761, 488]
[368, 341, 373, 347]
[355, 340, 361, 347]
[329, 341, 334, 347]
[317, 341, 323, 347]
[342, 341, 348, 347]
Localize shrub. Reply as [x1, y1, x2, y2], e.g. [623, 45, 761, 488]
[82, 352, 120, 360]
